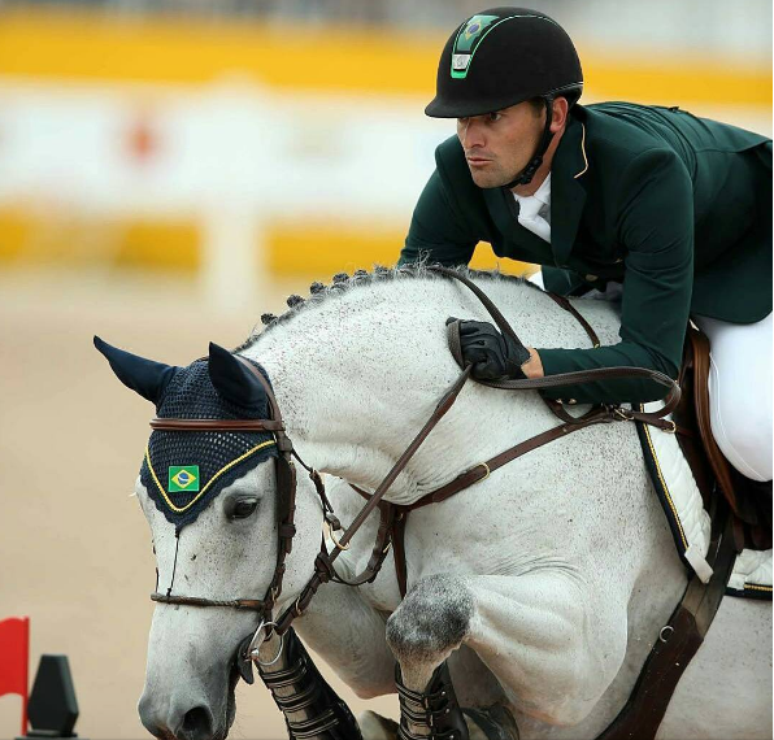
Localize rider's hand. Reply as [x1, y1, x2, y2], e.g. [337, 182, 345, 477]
[446, 318, 531, 380]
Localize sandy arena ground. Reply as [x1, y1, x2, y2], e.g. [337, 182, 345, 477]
[0, 268, 399, 740]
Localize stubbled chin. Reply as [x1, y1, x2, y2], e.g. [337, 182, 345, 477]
[471, 174, 507, 189]
[468, 167, 510, 189]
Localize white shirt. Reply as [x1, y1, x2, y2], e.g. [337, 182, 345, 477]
[512, 173, 551, 243]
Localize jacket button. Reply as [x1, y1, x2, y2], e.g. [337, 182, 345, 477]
[568, 399, 577, 405]
[585, 274, 598, 281]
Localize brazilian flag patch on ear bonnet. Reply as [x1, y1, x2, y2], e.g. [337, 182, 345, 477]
[169, 466, 200, 493]
[139, 357, 277, 530]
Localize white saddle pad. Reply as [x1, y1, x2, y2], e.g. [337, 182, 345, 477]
[637, 401, 772, 598]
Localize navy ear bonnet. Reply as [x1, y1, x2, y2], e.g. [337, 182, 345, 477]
[94, 336, 277, 531]
[141, 358, 277, 530]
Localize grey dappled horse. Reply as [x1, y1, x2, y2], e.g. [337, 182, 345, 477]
[99, 267, 772, 740]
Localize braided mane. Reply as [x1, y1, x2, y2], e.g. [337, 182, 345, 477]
[235, 262, 541, 352]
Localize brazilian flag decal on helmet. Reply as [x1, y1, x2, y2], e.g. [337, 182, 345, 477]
[451, 14, 500, 79]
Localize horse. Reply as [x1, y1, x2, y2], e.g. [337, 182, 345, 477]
[96, 265, 772, 740]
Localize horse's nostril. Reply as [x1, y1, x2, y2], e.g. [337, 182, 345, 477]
[181, 705, 213, 739]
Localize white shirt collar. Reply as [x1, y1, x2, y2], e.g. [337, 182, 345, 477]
[512, 172, 551, 209]
[511, 173, 552, 243]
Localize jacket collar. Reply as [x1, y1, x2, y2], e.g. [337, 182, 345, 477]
[549, 111, 589, 265]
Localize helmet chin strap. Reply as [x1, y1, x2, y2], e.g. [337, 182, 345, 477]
[504, 96, 555, 189]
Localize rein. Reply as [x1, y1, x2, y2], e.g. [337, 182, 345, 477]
[148, 266, 683, 650]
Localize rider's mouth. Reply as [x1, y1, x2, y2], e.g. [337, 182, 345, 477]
[466, 157, 493, 167]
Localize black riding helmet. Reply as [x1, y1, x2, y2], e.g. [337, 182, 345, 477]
[426, 8, 583, 186]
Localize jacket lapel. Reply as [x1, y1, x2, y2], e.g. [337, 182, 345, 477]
[550, 114, 589, 266]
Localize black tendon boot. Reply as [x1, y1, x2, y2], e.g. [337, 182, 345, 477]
[396, 661, 469, 740]
[258, 628, 363, 740]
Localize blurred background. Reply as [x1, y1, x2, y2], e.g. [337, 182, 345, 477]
[0, 1, 771, 738]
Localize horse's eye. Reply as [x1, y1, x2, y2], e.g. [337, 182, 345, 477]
[230, 499, 259, 520]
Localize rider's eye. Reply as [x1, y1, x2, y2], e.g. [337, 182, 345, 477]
[230, 498, 259, 520]
[487, 111, 501, 123]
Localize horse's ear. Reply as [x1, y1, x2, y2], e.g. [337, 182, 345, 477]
[208, 342, 266, 411]
[94, 336, 179, 405]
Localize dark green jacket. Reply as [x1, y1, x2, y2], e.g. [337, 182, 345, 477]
[401, 102, 772, 403]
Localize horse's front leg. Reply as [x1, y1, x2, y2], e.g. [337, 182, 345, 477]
[386, 572, 627, 739]
[294, 578, 396, 698]
[253, 578, 399, 740]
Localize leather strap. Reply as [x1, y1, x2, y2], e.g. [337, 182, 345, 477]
[433, 266, 682, 422]
[349, 407, 612, 515]
[404, 408, 613, 511]
[391, 512, 409, 598]
[150, 418, 285, 432]
[689, 329, 741, 517]
[274, 366, 475, 634]
[150, 356, 300, 624]
[321, 503, 396, 588]
[150, 593, 266, 611]
[348, 407, 611, 598]
[597, 506, 737, 740]
[232, 357, 298, 606]
[329, 365, 473, 554]
[545, 292, 601, 348]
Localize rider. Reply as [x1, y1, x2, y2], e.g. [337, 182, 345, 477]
[399, 7, 772, 490]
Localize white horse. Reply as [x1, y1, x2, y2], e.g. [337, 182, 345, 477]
[99, 266, 771, 740]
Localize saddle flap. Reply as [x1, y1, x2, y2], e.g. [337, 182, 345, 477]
[679, 327, 771, 544]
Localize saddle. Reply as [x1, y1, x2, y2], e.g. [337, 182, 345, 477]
[673, 325, 772, 550]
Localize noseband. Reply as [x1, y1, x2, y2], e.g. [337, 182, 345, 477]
[149, 266, 682, 668]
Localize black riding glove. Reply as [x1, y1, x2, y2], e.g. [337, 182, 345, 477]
[446, 318, 531, 381]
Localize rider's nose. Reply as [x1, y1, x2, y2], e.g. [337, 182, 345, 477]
[460, 118, 485, 149]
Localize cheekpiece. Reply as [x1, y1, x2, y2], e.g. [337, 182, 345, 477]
[140, 357, 277, 530]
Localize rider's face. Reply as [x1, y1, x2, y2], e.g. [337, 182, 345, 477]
[456, 101, 544, 189]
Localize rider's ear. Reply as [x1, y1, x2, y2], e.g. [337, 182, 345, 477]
[207, 342, 267, 411]
[94, 336, 179, 405]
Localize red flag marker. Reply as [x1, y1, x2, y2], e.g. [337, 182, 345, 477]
[0, 616, 29, 736]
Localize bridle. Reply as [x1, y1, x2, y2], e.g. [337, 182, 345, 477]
[148, 266, 683, 670]
[149, 362, 309, 666]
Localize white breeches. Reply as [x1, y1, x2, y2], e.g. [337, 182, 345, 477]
[694, 312, 773, 482]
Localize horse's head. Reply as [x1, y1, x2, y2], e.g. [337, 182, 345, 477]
[95, 337, 322, 740]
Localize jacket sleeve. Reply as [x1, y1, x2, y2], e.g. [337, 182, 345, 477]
[399, 154, 480, 267]
[537, 148, 694, 404]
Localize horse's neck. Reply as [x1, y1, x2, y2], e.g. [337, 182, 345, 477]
[243, 275, 617, 503]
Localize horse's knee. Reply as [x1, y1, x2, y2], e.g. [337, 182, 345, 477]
[386, 574, 474, 664]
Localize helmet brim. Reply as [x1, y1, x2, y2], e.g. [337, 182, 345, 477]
[424, 97, 490, 119]
[424, 92, 528, 119]
[425, 83, 582, 119]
